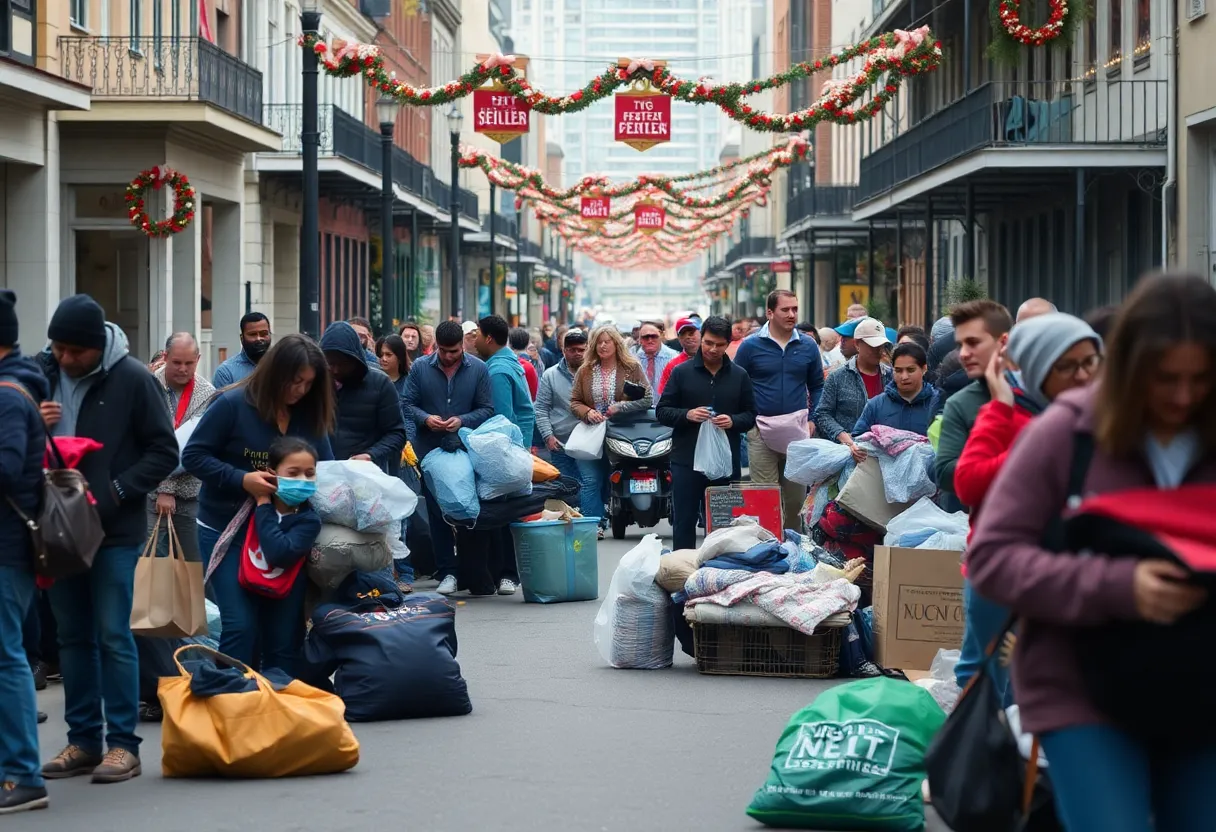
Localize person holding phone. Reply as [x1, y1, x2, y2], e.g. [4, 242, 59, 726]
[182, 335, 335, 671]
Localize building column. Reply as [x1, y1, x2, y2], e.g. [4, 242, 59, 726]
[210, 202, 244, 369]
[172, 209, 202, 343]
[147, 231, 172, 354]
[7, 114, 62, 336]
[273, 222, 300, 336]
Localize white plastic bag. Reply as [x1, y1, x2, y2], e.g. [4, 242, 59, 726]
[565, 420, 607, 460]
[169, 415, 202, 477]
[310, 459, 418, 534]
[420, 448, 480, 522]
[461, 417, 534, 501]
[884, 497, 969, 548]
[593, 534, 673, 669]
[693, 421, 732, 480]
[913, 647, 963, 713]
[785, 438, 853, 486]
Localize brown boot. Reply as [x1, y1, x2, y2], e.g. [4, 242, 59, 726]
[41, 745, 102, 779]
[90, 748, 141, 784]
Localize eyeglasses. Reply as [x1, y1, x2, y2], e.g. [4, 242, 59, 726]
[639, 334, 660, 341]
[1051, 353, 1103, 377]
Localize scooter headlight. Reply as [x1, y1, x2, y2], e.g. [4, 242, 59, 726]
[646, 438, 673, 457]
[606, 437, 638, 458]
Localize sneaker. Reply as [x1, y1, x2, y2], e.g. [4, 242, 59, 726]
[498, 578, 518, 596]
[0, 782, 48, 815]
[597, 527, 605, 540]
[32, 662, 47, 691]
[42, 745, 102, 779]
[91, 749, 141, 784]
[36, 712, 47, 724]
[436, 575, 458, 595]
[139, 701, 163, 723]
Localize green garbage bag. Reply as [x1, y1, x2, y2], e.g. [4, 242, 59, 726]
[746, 677, 945, 831]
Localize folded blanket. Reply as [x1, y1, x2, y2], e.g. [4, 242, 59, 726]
[685, 573, 861, 635]
[701, 540, 791, 575]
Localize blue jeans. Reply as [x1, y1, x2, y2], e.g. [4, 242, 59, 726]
[955, 578, 1012, 707]
[48, 544, 142, 755]
[199, 524, 308, 675]
[1040, 724, 1216, 832]
[0, 565, 41, 787]
[575, 455, 609, 526]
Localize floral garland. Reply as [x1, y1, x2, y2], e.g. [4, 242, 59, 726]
[299, 28, 941, 134]
[997, 0, 1068, 45]
[125, 167, 196, 237]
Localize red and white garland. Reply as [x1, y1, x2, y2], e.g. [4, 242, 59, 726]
[997, 0, 1068, 45]
[125, 167, 196, 237]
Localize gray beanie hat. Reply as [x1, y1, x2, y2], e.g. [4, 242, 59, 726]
[1007, 312, 1102, 409]
[930, 316, 954, 344]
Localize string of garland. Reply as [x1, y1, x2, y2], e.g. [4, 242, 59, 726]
[300, 27, 941, 134]
[987, 0, 1087, 65]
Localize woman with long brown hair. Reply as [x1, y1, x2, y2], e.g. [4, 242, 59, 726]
[183, 334, 335, 674]
[968, 273, 1216, 831]
[570, 326, 653, 536]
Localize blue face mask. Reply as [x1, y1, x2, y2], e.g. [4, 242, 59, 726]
[276, 477, 316, 507]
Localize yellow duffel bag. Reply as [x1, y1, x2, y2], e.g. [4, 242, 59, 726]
[158, 645, 360, 778]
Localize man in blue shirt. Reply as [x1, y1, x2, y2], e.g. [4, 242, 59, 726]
[402, 321, 494, 596]
[734, 290, 824, 531]
[212, 312, 271, 388]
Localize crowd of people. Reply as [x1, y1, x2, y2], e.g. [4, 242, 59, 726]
[1, 271, 1214, 829]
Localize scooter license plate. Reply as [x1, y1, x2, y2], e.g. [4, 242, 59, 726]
[629, 477, 658, 494]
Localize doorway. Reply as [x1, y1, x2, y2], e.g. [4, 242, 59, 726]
[74, 230, 150, 360]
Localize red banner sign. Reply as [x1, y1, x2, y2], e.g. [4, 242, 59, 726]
[634, 201, 666, 235]
[614, 88, 671, 152]
[473, 84, 530, 145]
[773, 260, 792, 273]
[580, 196, 611, 223]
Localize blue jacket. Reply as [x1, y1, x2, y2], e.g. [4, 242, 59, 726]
[852, 381, 939, 438]
[484, 347, 535, 444]
[182, 387, 335, 531]
[253, 503, 322, 570]
[212, 350, 258, 388]
[0, 351, 49, 570]
[733, 325, 824, 418]
[401, 352, 495, 459]
[319, 322, 407, 475]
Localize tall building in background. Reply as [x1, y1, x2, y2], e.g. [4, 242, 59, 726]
[511, 0, 728, 315]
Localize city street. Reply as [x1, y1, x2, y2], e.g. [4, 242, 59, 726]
[18, 524, 947, 832]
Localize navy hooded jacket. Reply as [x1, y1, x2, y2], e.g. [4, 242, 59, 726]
[852, 380, 938, 438]
[0, 351, 49, 569]
[319, 322, 407, 475]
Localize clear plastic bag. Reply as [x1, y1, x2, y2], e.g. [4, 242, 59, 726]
[461, 417, 534, 501]
[420, 448, 480, 522]
[311, 460, 418, 534]
[914, 648, 963, 712]
[693, 421, 732, 480]
[784, 438, 853, 487]
[593, 534, 673, 669]
[884, 497, 969, 549]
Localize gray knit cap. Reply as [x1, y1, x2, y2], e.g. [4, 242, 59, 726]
[1006, 312, 1102, 409]
[930, 316, 954, 344]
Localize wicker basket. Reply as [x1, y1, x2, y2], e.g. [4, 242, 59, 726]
[691, 622, 842, 679]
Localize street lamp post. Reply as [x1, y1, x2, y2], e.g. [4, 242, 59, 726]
[515, 205, 524, 325]
[446, 105, 463, 320]
[489, 182, 497, 317]
[376, 94, 398, 335]
[299, 0, 322, 339]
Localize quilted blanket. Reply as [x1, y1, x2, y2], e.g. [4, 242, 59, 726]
[684, 572, 861, 635]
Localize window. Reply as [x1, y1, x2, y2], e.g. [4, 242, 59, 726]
[154, 0, 162, 59]
[1136, 0, 1151, 60]
[131, 0, 143, 47]
[70, 0, 86, 27]
[1109, 0, 1123, 68]
[172, 0, 180, 37]
[1084, 15, 1097, 78]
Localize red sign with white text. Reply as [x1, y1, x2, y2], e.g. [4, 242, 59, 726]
[773, 260, 792, 273]
[473, 86, 530, 145]
[634, 202, 666, 235]
[614, 91, 671, 152]
[580, 196, 611, 223]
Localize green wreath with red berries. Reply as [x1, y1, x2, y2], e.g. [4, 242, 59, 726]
[988, 0, 1088, 64]
[125, 166, 196, 237]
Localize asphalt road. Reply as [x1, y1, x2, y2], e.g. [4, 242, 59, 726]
[18, 522, 949, 832]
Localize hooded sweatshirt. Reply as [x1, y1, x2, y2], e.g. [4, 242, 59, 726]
[0, 350, 50, 569]
[319, 321, 407, 475]
[36, 323, 179, 546]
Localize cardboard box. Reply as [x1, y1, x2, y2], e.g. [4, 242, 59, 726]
[871, 545, 965, 671]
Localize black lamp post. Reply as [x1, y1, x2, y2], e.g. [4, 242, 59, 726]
[376, 94, 398, 335]
[446, 104, 463, 320]
[299, 0, 322, 339]
[515, 205, 523, 324]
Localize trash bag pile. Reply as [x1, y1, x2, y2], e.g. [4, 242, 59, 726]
[460, 416, 534, 502]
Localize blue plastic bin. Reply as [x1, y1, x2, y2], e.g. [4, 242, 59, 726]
[509, 517, 600, 604]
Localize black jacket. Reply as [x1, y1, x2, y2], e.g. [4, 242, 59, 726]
[0, 351, 50, 569]
[656, 353, 756, 473]
[37, 336, 179, 547]
[320, 322, 407, 475]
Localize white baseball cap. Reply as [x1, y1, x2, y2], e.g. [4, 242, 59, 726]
[853, 317, 891, 347]
[461, 321, 479, 336]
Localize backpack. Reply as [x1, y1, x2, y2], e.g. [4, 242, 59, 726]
[0, 381, 105, 578]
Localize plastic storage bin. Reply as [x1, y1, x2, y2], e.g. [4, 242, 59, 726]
[509, 517, 600, 603]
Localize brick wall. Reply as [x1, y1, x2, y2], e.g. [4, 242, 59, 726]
[370, 9, 433, 165]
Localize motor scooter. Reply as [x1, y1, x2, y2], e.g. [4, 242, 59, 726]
[603, 408, 673, 539]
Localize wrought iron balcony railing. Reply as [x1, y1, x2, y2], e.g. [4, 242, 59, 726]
[787, 186, 860, 223]
[724, 236, 776, 266]
[59, 36, 264, 125]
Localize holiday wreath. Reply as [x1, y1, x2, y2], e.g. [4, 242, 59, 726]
[125, 166, 196, 237]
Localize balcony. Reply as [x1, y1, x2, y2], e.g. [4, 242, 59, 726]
[261, 104, 478, 220]
[856, 80, 1168, 208]
[58, 36, 279, 151]
[481, 212, 518, 239]
[723, 236, 777, 269]
[784, 185, 862, 238]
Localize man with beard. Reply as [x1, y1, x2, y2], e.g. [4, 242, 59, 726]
[211, 312, 271, 388]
